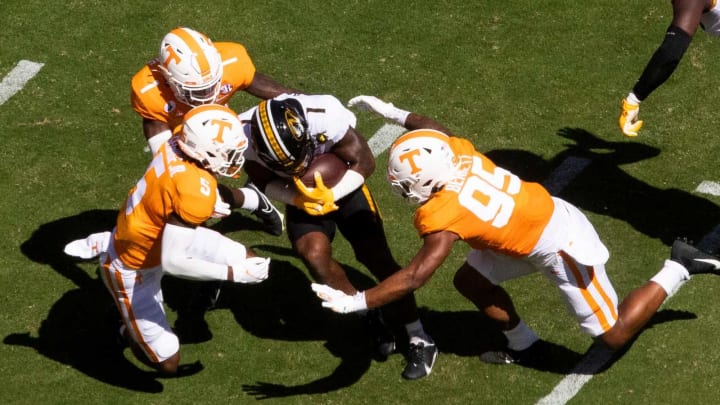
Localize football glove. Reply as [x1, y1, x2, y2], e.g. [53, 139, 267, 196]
[233, 256, 270, 284]
[292, 173, 339, 216]
[348, 95, 410, 125]
[211, 189, 231, 218]
[311, 283, 368, 314]
[619, 98, 643, 137]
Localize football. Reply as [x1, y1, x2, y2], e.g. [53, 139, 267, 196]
[299, 153, 348, 188]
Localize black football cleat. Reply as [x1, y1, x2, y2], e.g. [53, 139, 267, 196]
[671, 239, 720, 275]
[402, 339, 438, 380]
[479, 340, 548, 366]
[246, 182, 284, 236]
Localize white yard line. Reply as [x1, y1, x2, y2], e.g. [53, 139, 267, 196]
[0, 60, 44, 106]
[368, 123, 405, 157]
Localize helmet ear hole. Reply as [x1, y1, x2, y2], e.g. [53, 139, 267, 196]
[250, 98, 312, 175]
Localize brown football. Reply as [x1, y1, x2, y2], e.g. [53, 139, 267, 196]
[299, 153, 348, 188]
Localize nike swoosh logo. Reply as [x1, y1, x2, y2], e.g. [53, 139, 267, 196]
[695, 258, 720, 269]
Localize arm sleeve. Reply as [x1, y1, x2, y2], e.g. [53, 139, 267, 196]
[632, 25, 693, 100]
[161, 223, 246, 281]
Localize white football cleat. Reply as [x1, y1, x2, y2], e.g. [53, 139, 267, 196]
[64, 231, 112, 259]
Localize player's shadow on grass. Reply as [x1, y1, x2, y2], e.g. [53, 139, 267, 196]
[9, 209, 165, 392]
[231, 246, 584, 399]
[487, 127, 720, 250]
[212, 245, 382, 398]
[568, 308, 698, 376]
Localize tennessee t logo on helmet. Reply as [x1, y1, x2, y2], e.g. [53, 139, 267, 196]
[387, 129, 458, 204]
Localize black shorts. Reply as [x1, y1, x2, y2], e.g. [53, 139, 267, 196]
[286, 185, 387, 245]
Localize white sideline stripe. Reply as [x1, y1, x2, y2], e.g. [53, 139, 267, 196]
[695, 181, 720, 196]
[0, 60, 44, 105]
[368, 123, 405, 157]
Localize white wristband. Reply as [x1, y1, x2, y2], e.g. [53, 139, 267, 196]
[147, 130, 171, 154]
[387, 106, 411, 126]
[353, 291, 368, 312]
[330, 170, 365, 201]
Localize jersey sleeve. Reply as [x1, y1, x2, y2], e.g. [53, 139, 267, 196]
[413, 193, 465, 237]
[130, 63, 173, 122]
[298, 94, 357, 143]
[172, 168, 217, 226]
[216, 42, 256, 98]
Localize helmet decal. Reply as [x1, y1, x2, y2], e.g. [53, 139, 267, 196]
[158, 27, 223, 106]
[178, 104, 248, 178]
[285, 107, 305, 141]
[251, 98, 312, 175]
[386, 129, 458, 204]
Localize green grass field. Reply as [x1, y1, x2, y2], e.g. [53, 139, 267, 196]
[3, 1, 720, 404]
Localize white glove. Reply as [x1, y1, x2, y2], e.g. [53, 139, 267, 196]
[212, 189, 231, 218]
[234, 257, 270, 284]
[347, 95, 410, 125]
[311, 283, 368, 313]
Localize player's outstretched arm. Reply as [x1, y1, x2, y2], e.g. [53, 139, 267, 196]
[162, 215, 269, 284]
[348, 95, 452, 134]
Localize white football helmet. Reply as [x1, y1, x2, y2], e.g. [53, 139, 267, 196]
[158, 27, 223, 106]
[178, 104, 247, 177]
[386, 129, 458, 204]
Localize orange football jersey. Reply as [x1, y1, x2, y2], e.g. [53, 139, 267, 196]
[113, 139, 218, 269]
[130, 42, 256, 133]
[414, 137, 554, 257]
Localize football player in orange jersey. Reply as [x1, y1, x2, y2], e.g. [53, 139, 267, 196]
[101, 104, 271, 375]
[66, 26, 295, 259]
[132, 26, 299, 235]
[313, 95, 720, 366]
[619, 0, 719, 137]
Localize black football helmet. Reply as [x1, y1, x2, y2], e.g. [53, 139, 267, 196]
[250, 98, 313, 176]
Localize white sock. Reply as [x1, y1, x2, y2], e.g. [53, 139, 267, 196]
[651, 259, 690, 296]
[239, 187, 259, 210]
[503, 320, 539, 351]
[626, 92, 641, 105]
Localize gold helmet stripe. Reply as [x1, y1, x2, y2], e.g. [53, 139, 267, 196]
[258, 101, 292, 167]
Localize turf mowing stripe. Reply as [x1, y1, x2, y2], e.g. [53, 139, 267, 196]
[0, 60, 44, 106]
[368, 123, 405, 156]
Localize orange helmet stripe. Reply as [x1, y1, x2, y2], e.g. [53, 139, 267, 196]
[183, 103, 234, 120]
[170, 27, 211, 76]
[394, 129, 449, 145]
